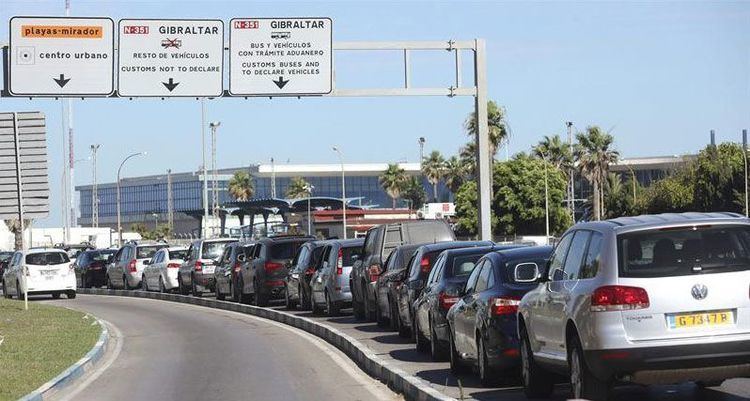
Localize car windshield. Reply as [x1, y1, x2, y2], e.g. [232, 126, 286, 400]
[270, 241, 305, 260]
[137, 245, 168, 259]
[26, 252, 70, 265]
[450, 254, 483, 277]
[341, 246, 362, 266]
[169, 250, 189, 260]
[202, 242, 232, 259]
[92, 250, 116, 261]
[617, 225, 750, 278]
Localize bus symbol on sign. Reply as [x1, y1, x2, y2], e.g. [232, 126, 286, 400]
[234, 20, 259, 29]
[123, 25, 149, 34]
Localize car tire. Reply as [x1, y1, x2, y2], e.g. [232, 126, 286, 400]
[52, 292, 61, 299]
[570, 336, 610, 401]
[231, 279, 240, 303]
[142, 275, 149, 292]
[159, 276, 166, 293]
[191, 274, 202, 297]
[478, 335, 499, 387]
[389, 299, 399, 331]
[2, 280, 11, 299]
[415, 317, 429, 353]
[430, 320, 448, 361]
[299, 284, 310, 310]
[311, 297, 323, 315]
[216, 280, 225, 301]
[326, 292, 340, 317]
[449, 328, 467, 374]
[364, 289, 376, 322]
[375, 296, 388, 327]
[106, 274, 113, 290]
[285, 284, 297, 310]
[254, 280, 268, 307]
[520, 325, 554, 398]
[398, 308, 411, 338]
[66, 291, 76, 299]
[123, 275, 133, 290]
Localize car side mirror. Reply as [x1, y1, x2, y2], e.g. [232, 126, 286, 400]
[550, 268, 566, 282]
[462, 286, 473, 297]
[237, 254, 246, 263]
[322, 261, 329, 270]
[143, 259, 151, 265]
[351, 254, 359, 262]
[514, 262, 540, 283]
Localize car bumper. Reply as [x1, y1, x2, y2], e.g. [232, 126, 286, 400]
[584, 340, 750, 384]
[484, 316, 521, 369]
[84, 269, 106, 284]
[259, 280, 286, 298]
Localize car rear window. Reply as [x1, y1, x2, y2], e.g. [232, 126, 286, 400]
[449, 254, 483, 277]
[92, 250, 115, 261]
[137, 245, 168, 259]
[26, 252, 70, 265]
[617, 225, 750, 278]
[270, 241, 305, 260]
[169, 250, 189, 260]
[201, 242, 232, 259]
[341, 246, 362, 266]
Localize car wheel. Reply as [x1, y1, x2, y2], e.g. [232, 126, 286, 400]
[216, 280, 225, 301]
[570, 336, 610, 401]
[123, 275, 132, 290]
[449, 328, 467, 374]
[299, 284, 310, 310]
[478, 335, 499, 386]
[106, 274, 113, 290]
[142, 275, 149, 292]
[253, 280, 268, 307]
[2, 280, 11, 299]
[52, 292, 61, 299]
[326, 292, 340, 316]
[520, 325, 554, 398]
[375, 296, 388, 327]
[398, 308, 411, 338]
[364, 288, 376, 322]
[311, 297, 323, 315]
[389, 299, 399, 331]
[66, 291, 76, 299]
[159, 276, 166, 293]
[191, 274, 202, 297]
[232, 279, 240, 303]
[415, 317, 429, 353]
[285, 284, 297, 309]
[430, 320, 448, 361]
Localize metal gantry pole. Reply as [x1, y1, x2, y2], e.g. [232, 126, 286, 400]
[201, 99, 209, 238]
[12, 113, 28, 310]
[210, 122, 220, 227]
[566, 121, 575, 223]
[743, 129, 748, 218]
[333, 147, 346, 239]
[167, 169, 174, 234]
[473, 39, 492, 241]
[90, 144, 99, 227]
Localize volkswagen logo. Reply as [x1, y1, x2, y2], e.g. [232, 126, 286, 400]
[691, 284, 708, 300]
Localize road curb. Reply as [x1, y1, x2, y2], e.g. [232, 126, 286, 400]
[18, 317, 109, 401]
[79, 288, 455, 401]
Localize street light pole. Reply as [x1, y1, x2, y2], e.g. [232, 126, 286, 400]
[201, 99, 209, 238]
[566, 121, 575, 222]
[209, 122, 221, 230]
[743, 129, 748, 217]
[333, 146, 347, 239]
[117, 152, 146, 245]
[418, 137, 425, 170]
[542, 153, 550, 245]
[90, 144, 100, 228]
[303, 183, 314, 236]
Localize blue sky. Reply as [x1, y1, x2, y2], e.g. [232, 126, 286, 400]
[1, 0, 748, 228]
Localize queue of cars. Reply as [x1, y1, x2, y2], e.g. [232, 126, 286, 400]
[3, 212, 747, 401]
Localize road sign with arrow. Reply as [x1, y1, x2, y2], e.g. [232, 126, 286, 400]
[7, 17, 114, 97]
[229, 17, 332, 96]
[117, 19, 224, 97]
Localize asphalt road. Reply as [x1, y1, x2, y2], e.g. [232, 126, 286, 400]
[45, 295, 398, 401]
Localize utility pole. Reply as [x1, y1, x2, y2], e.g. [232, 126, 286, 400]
[743, 129, 748, 218]
[90, 144, 100, 227]
[65, 0, 75, 237]
[418, 137, 425, 170]
[209, 122, 221, 226]
[200, 99, 208, 238]
[167, 169, 174, 234]
[566, 121, 575, 223]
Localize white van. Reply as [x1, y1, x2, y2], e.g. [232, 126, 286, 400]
[2, 249, 77, 299]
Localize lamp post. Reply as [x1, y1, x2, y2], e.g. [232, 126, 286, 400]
[743, 129, 748, 217]
[332, 146, 347, 239]
[540, 152, 550, 245]
[117, 152, 146, 245]
[90, 144, 100, 228]
[209, 121, 221, 229]
[418, 137, 425, 170]
[151, 212, 159, 230]
[303, 183, 315, 235]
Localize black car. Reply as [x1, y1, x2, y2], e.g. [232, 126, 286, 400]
[412, 246, 498, 360]
[446, 246, 553, 386]
[237, 235, 315, 306]
[0, 251, 14, 278]
[73, 249, 118, 288]
[285, 240, 326, 310]
[214, 242, 255, 301]
[374, 243, 423, 330]
[395, 241, 495, 337]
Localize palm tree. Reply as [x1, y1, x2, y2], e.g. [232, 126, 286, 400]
[464, 100, 509, 161]
[227, 171, 254, 201]
[5, 219, 30, 250]
[379, 163, 408, 209]
[286, 177, 312, 199]
[421, 150, 445, 201]
[443, 156, 467, 194]
[575, 126, 620, 220]
[459, 141, 477, 177]
[533, 135, 573, 177]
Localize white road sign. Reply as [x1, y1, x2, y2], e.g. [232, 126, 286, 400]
[8, 17, 114, 97]
[229, 18, 332, 96]
[118, 19, 224, 97]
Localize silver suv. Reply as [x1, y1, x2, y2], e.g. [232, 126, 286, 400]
[517, 212, 750, 400]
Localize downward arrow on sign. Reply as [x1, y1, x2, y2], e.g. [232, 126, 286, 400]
[162, 78, 179, 92]
[53, 74, 70, 88]
[273, 76, 289, 89]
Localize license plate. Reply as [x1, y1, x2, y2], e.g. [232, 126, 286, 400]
[202, 267, 214, 274]
[669, 311, 733, 329]
[40, 270, 56, 276]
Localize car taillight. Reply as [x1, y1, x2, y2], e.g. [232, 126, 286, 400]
[233, 262, 241, 272]
[420, 256, 430, 273]
[438, 292, 459, 311]
[195, 260, 203, 272]
[167, 263, 181, 268]
[591, 285, 649, 312]
[265, 262, 283, 272]
[368, 264, 381, 282]
[336, 249, 343, 275]
[490, 296, 521, 316]
[127, 259, 137, 273]
[305, 267, 315, 275]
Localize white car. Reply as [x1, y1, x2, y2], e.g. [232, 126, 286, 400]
[2, 249, 76, 299]
[141, 247, 189, 293]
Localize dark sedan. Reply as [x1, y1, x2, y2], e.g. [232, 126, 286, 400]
[285, 240, 326, 310]
[446, 246, 552, 386]
[374, 243, 422, 330]
[412, 246, 497, 360]
[74, 249, 118, 288]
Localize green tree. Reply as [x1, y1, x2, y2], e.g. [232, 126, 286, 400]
[402, 177, 427, 210]
[443, 156, 468, 194]
[228, 171, 254, 201]
[379, 163, 408, 208]
[533, 135, 573, 177]
[286, 177, 312, 199]
[693, 143, 745, 213]
[421, 150, 445, 201]
[603, 172, 642, 218]
[458, 141, 477, 178]
[4, 219, 31, 250]
[575, 126, 620, 221]
[492, 154, 572, 236]
[465, 100, 508, 161]
[643, 174, 695, 213]
[454, 181, 499, 236]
